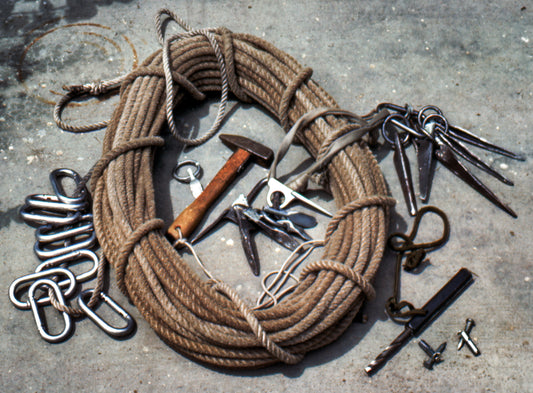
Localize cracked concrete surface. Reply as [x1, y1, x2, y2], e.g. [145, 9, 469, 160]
[1, 1, 531, 392]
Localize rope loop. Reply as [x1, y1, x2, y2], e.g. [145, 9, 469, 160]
[279, 67, 313, 131]
[301, 260, 376, 300]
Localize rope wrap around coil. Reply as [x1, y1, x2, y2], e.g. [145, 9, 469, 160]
[90, 28, 393, 368]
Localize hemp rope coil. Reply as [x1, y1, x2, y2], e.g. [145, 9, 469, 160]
[83, 24, 394, 368]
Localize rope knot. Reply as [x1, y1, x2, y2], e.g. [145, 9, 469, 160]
[403, 248, 427, 271]
[63, 81, 119, 96]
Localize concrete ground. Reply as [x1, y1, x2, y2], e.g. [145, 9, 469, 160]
[1, 1, 531, 392]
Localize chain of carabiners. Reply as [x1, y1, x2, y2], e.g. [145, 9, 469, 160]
[385, 206, 450, 324]
[9, 168, 135, 343]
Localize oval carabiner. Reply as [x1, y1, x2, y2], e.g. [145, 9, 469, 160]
[28, 278, 73, 343]
[9, 267, 77, 310]
[24, 194, 88, 213]
[50, 168, 88, 205]
[34, 230, 96, 260]
[35, 249, 99, 283]
[35, 214, 93, 244]
[20, 195, 83, 227]
[78, 289, 136, 338]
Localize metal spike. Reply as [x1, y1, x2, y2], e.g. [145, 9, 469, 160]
[435, 127, 514, 185]
[434, 144, 517, 218]
[448, 124, 525, 161]
[392, 130, 418, 216]
[413, 137, 436, 203]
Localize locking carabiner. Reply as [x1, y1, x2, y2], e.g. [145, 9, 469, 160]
[28, 278, 73, 343]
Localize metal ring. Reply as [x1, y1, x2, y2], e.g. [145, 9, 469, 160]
[417, 105, 443, 127]
[422, 113, 449, 135]
[381, 113, 412, 146]
[172, 160, 202, 183]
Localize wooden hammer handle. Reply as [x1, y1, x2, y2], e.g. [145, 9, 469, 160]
[168, 148, 251, 240]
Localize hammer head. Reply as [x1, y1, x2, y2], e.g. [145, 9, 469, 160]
[219, 134, 273, 168]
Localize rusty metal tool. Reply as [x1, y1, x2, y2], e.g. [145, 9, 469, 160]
[190, 178, 299, 275]
[382, 113, 418, 216]
[365, 267, 474, 376]
[168, 135, 273, 240]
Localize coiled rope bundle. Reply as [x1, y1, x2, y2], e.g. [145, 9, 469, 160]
[80, 13, 394, 368]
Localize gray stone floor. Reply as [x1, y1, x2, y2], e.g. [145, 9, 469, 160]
[1, 1, 531, 392]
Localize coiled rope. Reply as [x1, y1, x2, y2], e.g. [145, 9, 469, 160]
[59, 11, 395, 368]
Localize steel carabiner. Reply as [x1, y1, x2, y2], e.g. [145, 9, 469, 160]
[35, 249, 99, 284]
[35, 214, 93, 244]
[28, 278, 73, 343]
[34, 230, 96, 260]
[49, 168, 88, 206]
[9, 267, 77, 310]
[20, 194, 84, 227]
[78, 289, 136, 338]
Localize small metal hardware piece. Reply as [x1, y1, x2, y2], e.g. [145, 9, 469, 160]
[262, 206, 317, 228]
[173, 159, 204, 198]
[78, 289, 136, 338]
[28, 278, 73, 343]
[457, 318, 476, 350]
[23, 193, 87, 213]
[35, 214, 93, 244]
[382, 113, 418, 215]
[457, 318, 481, 356]
[266, 177, 332, 217]
[9, 267, 77, 310]
[49, 168, 88, 205]
[20, 194, 84, 227]
[418, 339, 447, 369]
[259, 211, 312, 241]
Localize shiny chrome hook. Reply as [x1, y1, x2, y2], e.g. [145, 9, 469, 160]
[78, 289, 136, 338]
[28, 278, 73, 343]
